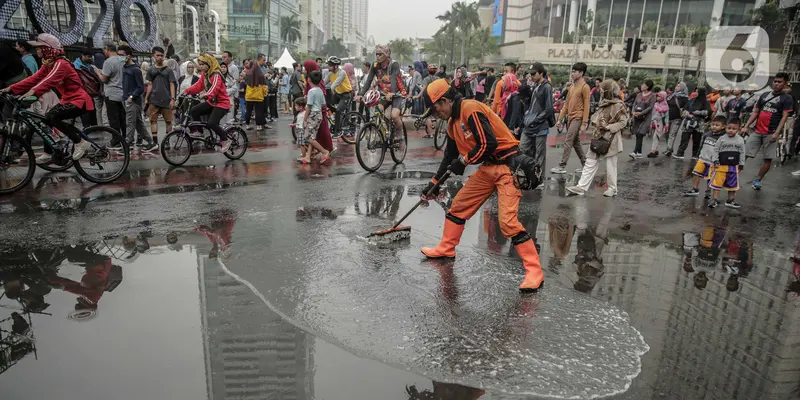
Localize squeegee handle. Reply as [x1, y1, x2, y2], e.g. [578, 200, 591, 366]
[391, 170, 452, 229]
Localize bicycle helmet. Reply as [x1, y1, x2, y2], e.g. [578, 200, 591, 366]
[326, 56, 341, 65]
[363, 89, 381, 107]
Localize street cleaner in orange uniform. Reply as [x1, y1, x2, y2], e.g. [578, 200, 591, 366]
[419, 79, 544, 293]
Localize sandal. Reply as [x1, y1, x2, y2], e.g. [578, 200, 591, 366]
[296, 158, 310, 164]
[319, 154, 331, 164]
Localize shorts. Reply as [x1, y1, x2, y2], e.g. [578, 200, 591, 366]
[148, 105, 174, 124]
[378, 97, 404, 111]
[296, 128, 307, 146]
[692, 160, 713, 179]
[709, 165, 739, 191]
[745, 134, 776, 160]
[304, 111, 322, 141]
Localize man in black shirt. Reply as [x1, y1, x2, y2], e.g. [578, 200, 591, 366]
[0, 42, 26, 88]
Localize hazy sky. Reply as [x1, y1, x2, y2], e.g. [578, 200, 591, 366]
[368, 0, 463, 44]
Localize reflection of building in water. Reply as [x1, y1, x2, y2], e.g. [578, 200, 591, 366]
[198, 253, 314, 400]
[657, 248, 800, 400]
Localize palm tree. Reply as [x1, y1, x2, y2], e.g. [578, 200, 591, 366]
[388, 38, 414, 64]
[322, 37, 348, 57]
[252, 0, 271, 58]
[435, 9, 456, 67]
[466, 27, 500, 63]
[452, 2, 480, 66]
[280, 15, 302, 46]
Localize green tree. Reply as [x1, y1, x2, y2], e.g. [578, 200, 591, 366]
[388, 38, 414, 64]
[435, 9, 457, 66]
[421, 31, 450, 63]
[750, 0, 789, 40]
[280, 15, 302, 46]
[452, 1, 480, 66]
[466, 28, 500, 63]
[322, 37, 348, 58]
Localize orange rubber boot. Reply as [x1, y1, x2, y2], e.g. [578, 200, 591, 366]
[421, 219, 465, 258]
[515, 239, 544, 292]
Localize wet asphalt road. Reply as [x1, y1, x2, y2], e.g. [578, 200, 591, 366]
[1, 116, 800, 400]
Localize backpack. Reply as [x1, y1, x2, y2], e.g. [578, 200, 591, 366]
[76, 65, 103, 97]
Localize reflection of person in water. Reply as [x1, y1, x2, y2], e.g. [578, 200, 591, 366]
[355, 186, 405, 218]
[572, 199, 612, 293]
[406, 381, 485, 399]
[196, 209, 237, 260]
[684, 216, 728, 290]
[788, 232, 800, 297]
[547, 204, 575, 272]
[47, 246, 119, 321]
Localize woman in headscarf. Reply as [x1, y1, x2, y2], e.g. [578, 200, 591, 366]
[566, 80, 629, 197]
[409, 61, 425, 115]
[499, 73, 519, 120]
[178, 61, 199, 93]
[303, 59, 334, 153]
[3, 33, 95, 161]
[221, 62, 239, 123]
[244, 56, 267, 131]
[629, 79, 656, 159]
[140, 61, 150, 83]
[646, 90, 669, 157]
[451, 67, 473, 101]
[664, 81, 689, 157]
[166, 58, 180, 84]
[182, 53, 233, 152]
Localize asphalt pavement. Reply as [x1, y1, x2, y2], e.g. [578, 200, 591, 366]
[1, 115, 799, 400]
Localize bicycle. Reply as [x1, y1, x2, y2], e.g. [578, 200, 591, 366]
[160, 95, 248, 167]
[0, 92, 130, 193]
[328, 95, 362, 145]
[354, 95, 408, 172]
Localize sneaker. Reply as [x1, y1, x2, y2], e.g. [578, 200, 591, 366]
[72, 140, 92, 160]
[672, 153, 684, 160]
[752, 179, 762, 190]
[683, 188, 700, 197]
[704, 192, 711, 199]
[647, 152, 657, 158]
[629, 152, 637, 160]
[550, 166, 567, 174]
[664, 150, 672, 157]
[636, 153, 645, 159]
[708, 199, 720, 208]
[218, 141, 231, 153]
[565, 185, 585, 195]
[575, 167, 584, 173]
[791, 170, 800, 176]
[725, 200, 742, 209]
[603, 188, 617, 197]
[35, 153, 53, 164]
[143, 143, 159, 153]
[691, 156, 698, 160]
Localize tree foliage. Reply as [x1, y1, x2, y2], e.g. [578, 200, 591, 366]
[388, 38, 415, 64]
[280, 15, 302, 45]
[322, 37, 348, 58]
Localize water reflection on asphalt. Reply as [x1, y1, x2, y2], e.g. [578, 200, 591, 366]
[0, 173, 798, 400]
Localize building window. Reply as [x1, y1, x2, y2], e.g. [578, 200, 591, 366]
[232, 0, 255, 14]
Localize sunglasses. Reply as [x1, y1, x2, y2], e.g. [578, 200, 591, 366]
[375, 53, 384, 57]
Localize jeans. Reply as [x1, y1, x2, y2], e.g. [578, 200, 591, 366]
[520, 130, 548, 169]
[560, 119, 586, 167]
[105, 99, 126, 140]
[95, 96, 109, 127]
[124, 101, 153, 146]
[634, 134, 644, 154]
[239, 97, 247, 120]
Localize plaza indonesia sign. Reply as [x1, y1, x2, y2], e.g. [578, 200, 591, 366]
[547, 48, 624, 60]
[0, 0, 157, 52]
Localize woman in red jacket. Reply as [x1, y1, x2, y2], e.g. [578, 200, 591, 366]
[1, 34, 94, 161]
[182, 54, 232, 153]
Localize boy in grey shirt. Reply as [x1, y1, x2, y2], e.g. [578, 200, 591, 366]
[708, 117, 746, 209]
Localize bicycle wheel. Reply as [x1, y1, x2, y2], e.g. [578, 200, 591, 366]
[390, 121, 408, 164]
[433, 119, 447, 150]
[223, 126, 248, 160]
[355, 122, 386, 172]
[340, 112, 363, 145]
[161, 130, 192, 166]
[0, 134, 35, 194]
[73, 126, 130, 184]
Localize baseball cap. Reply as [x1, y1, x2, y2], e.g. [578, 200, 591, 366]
[27, 33, 62, 50]
[420, 78, 452, 118]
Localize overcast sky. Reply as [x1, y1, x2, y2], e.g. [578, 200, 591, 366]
[368, 0, 465, 44]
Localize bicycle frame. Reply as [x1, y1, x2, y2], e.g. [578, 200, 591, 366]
[1, 95, 100, 151]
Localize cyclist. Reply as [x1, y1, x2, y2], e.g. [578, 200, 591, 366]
[414, 64, 441, 137]
[324, 56, 353, 138]
[355, 44, 406, 137]
[1, 34, 94, 162]
[182, 54, 232, 153]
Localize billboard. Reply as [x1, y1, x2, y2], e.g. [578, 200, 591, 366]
[491, 0, 504, 37]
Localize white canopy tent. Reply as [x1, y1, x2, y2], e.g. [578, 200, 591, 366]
[273, 48, 296, 70]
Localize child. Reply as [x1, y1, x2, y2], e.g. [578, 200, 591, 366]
[300, 70, 331, 164]
[708, 117, 746, 208]
[684, 115, 727, 198]
[647, 91, 668, 158]
[291, 96, 309, 160]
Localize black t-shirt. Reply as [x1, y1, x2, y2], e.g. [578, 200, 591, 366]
[484, 75, 496, 94]
[0, 43, 24, 84]
[755, 91, 793, 135]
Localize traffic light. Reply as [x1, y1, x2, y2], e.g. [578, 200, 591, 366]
[622, 37, 634, 62]
[632, 37, 645, 63]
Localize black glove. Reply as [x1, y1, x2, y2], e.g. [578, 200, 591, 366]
[449, 158, 467, 175]
[421, 180, 440, 199]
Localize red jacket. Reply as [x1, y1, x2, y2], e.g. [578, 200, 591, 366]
[183, 72, 231, 110]
[9, 58, 94, 110]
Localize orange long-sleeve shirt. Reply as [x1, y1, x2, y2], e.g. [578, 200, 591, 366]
[558, 81, 590, 122]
